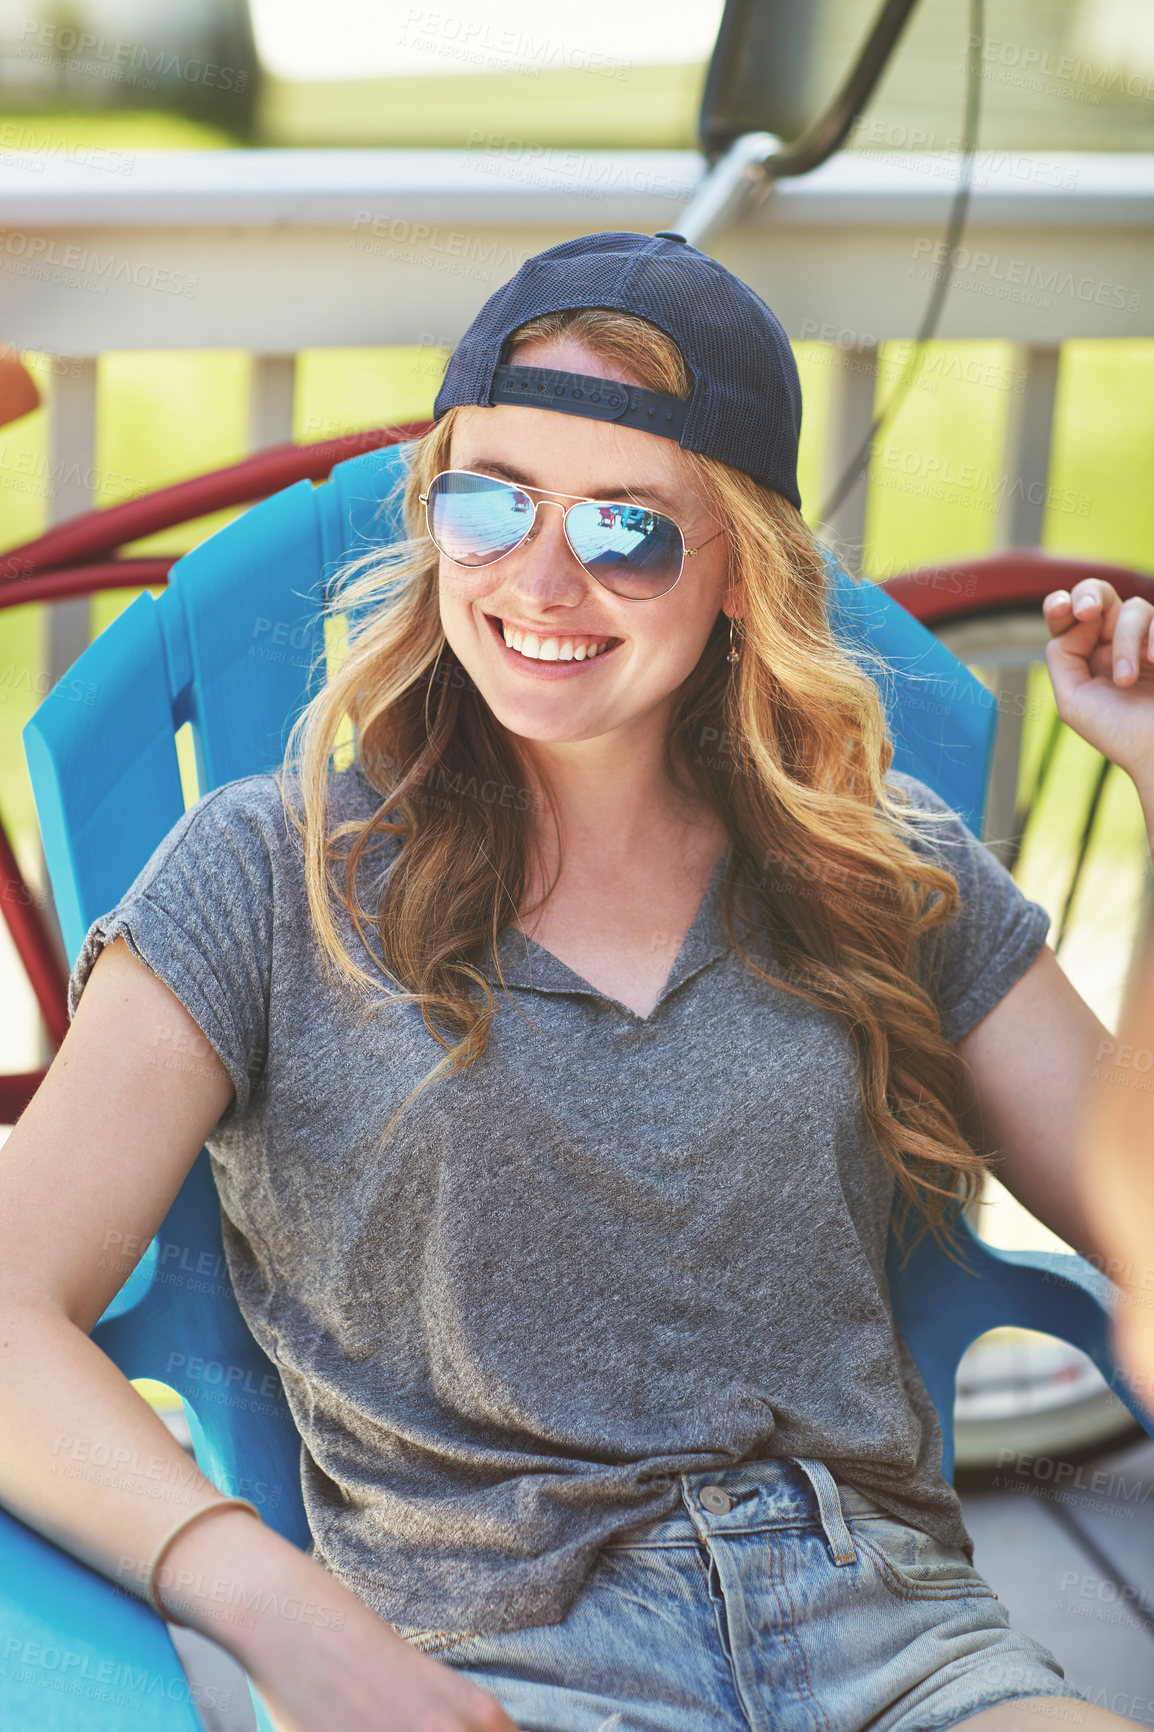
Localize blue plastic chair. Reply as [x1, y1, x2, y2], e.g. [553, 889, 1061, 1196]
[5, 441, 1152, 1730]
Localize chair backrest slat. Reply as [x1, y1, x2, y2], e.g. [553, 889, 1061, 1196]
[24, 592, 186, 963]
[179, 479, 329, 790]
[825, 560, 994, 838]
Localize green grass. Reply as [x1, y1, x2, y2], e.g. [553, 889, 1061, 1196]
[0, 61, 708, 155]
[258, 65, 708, 150]
[0, 110, 238, 151]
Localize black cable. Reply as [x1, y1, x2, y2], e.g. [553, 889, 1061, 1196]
[817, 0, 985, 528]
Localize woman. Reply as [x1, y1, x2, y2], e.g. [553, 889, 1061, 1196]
[2, 232, 1153, 1732]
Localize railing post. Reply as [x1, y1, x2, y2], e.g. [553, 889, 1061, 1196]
[981, 677, 1026, 871]
[34, 357, 97, 1056]
[45, 358, 97, 679]
[997, 346, 1060, 554]
[981, 346, 1061, 868]
[249, 355, 296, 452]
[819, 343, 877, 576]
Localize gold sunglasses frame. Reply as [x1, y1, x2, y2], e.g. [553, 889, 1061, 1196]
[419, 467, 725, 601]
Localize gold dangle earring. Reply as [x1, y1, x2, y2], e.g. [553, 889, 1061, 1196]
[727, 615, 742, 666]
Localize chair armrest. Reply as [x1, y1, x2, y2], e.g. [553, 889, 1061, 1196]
[955, 1221, 1154, 1432]
[886, 1208, 1154, 1481]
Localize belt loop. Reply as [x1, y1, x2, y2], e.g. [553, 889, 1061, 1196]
[789, 1457, 858, 1566]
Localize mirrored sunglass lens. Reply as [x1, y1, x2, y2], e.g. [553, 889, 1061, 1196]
[566, 502, 683, 598]
[427, 473, 531, 566]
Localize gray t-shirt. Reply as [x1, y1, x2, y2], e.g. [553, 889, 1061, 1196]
[68, 762, 1051, 1634]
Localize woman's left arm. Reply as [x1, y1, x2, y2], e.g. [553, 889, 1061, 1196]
[953, 575, 1154, 1312]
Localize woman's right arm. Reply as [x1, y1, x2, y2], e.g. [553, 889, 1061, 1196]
[0, 936, 515, 1732]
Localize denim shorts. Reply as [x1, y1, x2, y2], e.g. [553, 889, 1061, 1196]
[389, 1455, 1089, 1732]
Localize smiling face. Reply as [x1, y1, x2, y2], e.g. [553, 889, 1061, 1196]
[437, 335, 735, 759]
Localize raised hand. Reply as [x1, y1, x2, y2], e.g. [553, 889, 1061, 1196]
[1042, 579, 1154, 793]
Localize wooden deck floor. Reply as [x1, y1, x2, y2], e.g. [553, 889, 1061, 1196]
[960, 1435, 1154, 1718]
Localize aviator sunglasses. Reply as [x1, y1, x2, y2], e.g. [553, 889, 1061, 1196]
[420, 468, 725, 602]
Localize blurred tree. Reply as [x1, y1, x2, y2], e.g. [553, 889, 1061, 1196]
[0, 0, 261, 140]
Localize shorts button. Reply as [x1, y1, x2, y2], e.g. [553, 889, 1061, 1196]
[700, 1486, 731, 1514]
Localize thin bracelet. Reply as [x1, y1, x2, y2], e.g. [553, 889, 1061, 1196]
[147, 1497, 262, 1625]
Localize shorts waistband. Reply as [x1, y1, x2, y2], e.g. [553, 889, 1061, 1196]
[676, 1455, 858, 1567]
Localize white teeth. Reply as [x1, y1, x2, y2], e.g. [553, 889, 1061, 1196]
[498, 620, 613, 662]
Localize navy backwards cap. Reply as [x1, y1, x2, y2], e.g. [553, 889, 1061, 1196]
[432, 230, 803, 511]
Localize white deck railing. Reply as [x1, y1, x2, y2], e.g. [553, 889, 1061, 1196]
[3, 147, 1152, 343]
[3, 147, 1151, 535]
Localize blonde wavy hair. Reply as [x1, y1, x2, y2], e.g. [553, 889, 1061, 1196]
[279, 306, 990, 1266]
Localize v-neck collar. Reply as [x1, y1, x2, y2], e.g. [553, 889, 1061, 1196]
[471, 849, 734, 1021]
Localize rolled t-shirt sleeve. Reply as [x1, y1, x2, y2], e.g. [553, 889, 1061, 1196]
[67, 776, 280, 1129]
[887, 770, 1052, 1045]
